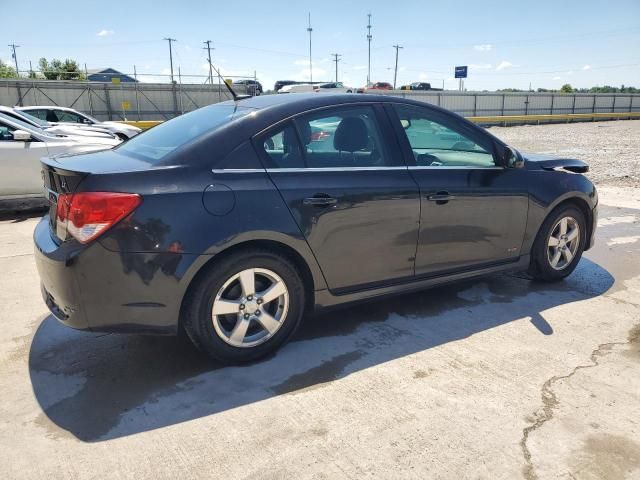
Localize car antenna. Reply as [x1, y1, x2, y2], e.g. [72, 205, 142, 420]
[206, 59, 251, 102]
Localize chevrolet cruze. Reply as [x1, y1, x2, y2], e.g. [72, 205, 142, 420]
[34, 94, 598, 363]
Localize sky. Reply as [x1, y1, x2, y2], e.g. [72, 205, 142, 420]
[2, 0, 639, 91]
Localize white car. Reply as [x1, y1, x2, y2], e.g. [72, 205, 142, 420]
[0, 106, 117, 140]
[0, 113, 121, 208]
[17, 106, 142, 140]
[278, 82, 353, 94]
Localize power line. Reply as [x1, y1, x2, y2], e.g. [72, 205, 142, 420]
[307, 13, 313, 82]
[163, 37, 177, 83]
[203, 40, 214, 85]
[366, 13, 372, 85]
[331, 53, 342, 82]
[393, 44, 403, 89]
[8, 43, 19, 74]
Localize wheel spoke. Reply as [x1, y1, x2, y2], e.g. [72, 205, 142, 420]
[566, 227, 579, 242]
[559, 218, 568, 235]
[260, 280, 287, 304]
[238, 269, 255, 296]
[257, 312, 280, 334]
[550, 249, 562, 267]
[212, 299, 241, 315]
[548, 236, 560, 247]
[563, 248, 574, 264]
[229, 315, 251, 344]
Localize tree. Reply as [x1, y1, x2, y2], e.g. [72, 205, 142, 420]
[560, 84, 573, 93]
[0, 60, 18, 78]
[38, 57, 85, 80]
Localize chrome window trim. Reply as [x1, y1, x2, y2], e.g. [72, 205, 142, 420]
[408, 166, 504, 170]
[211, 168, 266, 174]
[266, 166, 409, 173]
[211, 166, 505, 173]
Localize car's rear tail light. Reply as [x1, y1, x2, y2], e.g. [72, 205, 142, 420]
[56, 192, 141, 244]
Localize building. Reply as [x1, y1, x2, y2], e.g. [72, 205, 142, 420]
[87, 68, 137, 83]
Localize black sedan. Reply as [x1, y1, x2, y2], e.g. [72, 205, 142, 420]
[34, 94, 598, 363]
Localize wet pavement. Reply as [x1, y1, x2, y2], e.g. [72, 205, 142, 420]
[1, 187, 639, 479]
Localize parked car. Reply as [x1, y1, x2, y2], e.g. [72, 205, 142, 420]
[315, 82, 354, 93]
[34, 94, 597, 364]
[0, 106, 117, 139]
[401, 82, 442, 91]
[357, 82, 393, 93]
[233, 79, 263, 96]
[17, 106, 141, 139]
[0, 113, 121, 209]
[274, 80, 300, 92]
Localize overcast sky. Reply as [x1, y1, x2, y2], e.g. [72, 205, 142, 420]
[2, 0, 639, 91]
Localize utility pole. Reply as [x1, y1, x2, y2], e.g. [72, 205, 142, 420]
[8, 43, 19, 74]
[392, 44, 403, 90]
[331, 53, 341, 82]
[307, 13, 313, 83]
[163, 37, 177, 83]
[203, 40, 214, 85]
[366, 14, 372, 85]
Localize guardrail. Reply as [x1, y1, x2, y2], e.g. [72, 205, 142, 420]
[119, 111, 640, 131]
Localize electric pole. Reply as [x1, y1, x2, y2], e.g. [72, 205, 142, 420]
[203, 40, 214, 85]
[307, 13, 313, 83]
[163, 37, 177, 83]
[393, 44, 403, 90]
[331, 53, 341, 82]
[8, 44, 19, 74]
[366, 14, 372, 85]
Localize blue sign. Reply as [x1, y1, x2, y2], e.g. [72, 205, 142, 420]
[455, 66, 468, 79]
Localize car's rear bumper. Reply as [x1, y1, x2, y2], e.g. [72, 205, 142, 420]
[34, 217, 193, 334]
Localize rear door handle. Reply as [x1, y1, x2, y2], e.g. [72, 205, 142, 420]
[303, 194, 338, 207]
[426, 191, 455, 204]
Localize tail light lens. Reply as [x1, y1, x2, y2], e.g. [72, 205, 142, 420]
[56, 192, 142, 244]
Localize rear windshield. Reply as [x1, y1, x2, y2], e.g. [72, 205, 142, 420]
[116, 104, 255, 162]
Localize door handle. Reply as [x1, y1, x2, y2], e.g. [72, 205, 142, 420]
[426, 191, 455, 204]
[303, 194, 338, 207]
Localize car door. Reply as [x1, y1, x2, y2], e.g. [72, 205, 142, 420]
[387, 103, 529, 276]
[256, 104, 420, 293]
[0, 121, 49, 196]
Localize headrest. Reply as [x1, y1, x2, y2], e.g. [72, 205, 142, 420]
[333, 117, 368, 152]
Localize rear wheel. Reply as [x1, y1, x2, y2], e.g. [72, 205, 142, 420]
[528, 205, 586, 281]
[182, 250, 305, 363]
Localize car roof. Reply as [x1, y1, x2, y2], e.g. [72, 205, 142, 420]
[18, 105, 76, 112]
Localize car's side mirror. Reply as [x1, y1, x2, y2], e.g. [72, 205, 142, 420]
[82, 118, 93, 124]
[12, 130, 32, 141]
[504, 145, 524, 168]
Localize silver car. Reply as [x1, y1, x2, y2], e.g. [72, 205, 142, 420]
[17, 106, 142, 140]
[0, 113, 121, 209]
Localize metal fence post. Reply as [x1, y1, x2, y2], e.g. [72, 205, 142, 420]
[103, 84, 113, 120]
[550, 94, 554, 115]
[612, 94, 616, 113]
[171, 81, 179, 117]
[473, 94, 477, 116]
[501, 94, 505, 116]
[592, 95, 596, 114]
[572, 94, 576, 114]
[437, 93, 441, 107]
[525, 95, 529, 115]
[15, 82, 24, 106]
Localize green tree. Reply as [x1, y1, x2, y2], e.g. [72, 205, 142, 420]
[560, 84, 573, 93]
[38, 57, 85, 80]
[0, 60, 18, 78]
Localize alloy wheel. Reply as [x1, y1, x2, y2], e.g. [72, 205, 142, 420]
[547, 216, 580, 271]
[211, 268, 289, 348]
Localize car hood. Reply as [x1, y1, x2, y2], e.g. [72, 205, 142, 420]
[523, 152, 589, 173]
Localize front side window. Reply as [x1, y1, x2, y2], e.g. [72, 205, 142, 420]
[262, 123, 304, 169]
[55, 110, 84, 123]
[393, 105, 495, 168]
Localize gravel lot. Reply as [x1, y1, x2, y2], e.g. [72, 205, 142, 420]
[489, 120, 640, 187]
[1, 121, 639, 479]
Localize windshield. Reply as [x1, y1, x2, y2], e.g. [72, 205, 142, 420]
[0, 112, 58, 138]
[116, 104, 255, 162]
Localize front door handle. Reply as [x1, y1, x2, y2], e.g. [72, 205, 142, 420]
[303, 194, 338, 207]
[426, 191, 455, 204]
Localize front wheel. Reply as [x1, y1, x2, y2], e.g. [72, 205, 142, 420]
[182, 249, 305, 364]
[528, 205, 586, 281]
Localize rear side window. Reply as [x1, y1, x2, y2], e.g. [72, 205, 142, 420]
[117, 104, 254, 163]
[25, 109, 46, 120]
[259, 106, 397, 169]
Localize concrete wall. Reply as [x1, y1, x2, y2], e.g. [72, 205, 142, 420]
[1, 79, 639, 121]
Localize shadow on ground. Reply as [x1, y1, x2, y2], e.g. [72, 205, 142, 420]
[28, 255, 615, 442]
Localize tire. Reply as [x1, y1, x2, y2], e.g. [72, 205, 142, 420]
[528, 204, 586, 281]
[182, 249, 305, 364]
